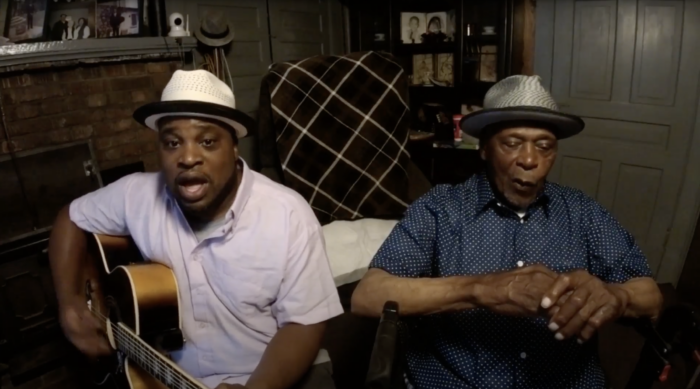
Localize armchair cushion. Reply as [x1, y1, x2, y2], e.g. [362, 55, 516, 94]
[323, 218, 398, 287]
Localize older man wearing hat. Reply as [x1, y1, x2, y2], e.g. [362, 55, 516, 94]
[352, 75, 662, 388]
[48, 70, 342, 389]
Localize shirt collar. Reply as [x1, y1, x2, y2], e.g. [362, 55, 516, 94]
[163, 158, 255, 226]
[229, 159, 254, 224]
[474, 172, 552, 217]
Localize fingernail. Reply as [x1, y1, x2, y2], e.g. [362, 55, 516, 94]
[577, 338, 584, 345]
[555, 333, 564, 341]
[541, 297, 552, 309]
[548, 322, 559, 332]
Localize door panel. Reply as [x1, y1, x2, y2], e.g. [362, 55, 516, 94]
[538, 0, 700, 276]
[570, 1, 617, 101]
[630, 1, 683, 106]
[267, 0, 332, 62]
[559, 157, 602, 200]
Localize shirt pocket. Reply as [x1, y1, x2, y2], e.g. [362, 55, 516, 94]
[205, 259, 277, 318]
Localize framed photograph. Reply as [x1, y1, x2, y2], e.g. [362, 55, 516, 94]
[400, 12, 425, 44]
[95, 0, 142, 38]
[479, 45, 498, 82]
[46, 1, 96, 41]
[425, 12, 447, 36]
[412, 54, 433, 85]
[400, 11, 448, 45]
[436, 53, 453, 85]
[4, 0, 49, 43]
[446, 10, 456, 41]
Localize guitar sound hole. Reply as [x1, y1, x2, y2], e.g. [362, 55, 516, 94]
[106, 296, 123, 324]
[141, 328, 185, 354]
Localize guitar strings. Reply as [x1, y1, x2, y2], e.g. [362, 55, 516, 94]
[90, 308, 205, 389]
[91, 310, 196, 389]
[92, 311, 199, 389]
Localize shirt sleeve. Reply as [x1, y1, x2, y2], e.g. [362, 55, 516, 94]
[272, 224, 343, 327]
[369, 189, 439, 278]
[584, 198, 653, 283]
[69, 174, 134, 236]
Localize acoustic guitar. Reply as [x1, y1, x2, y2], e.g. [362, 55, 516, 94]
[84, 233, 208, 389]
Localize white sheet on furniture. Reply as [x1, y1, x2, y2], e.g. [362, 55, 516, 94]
[322, 218, 399, 287]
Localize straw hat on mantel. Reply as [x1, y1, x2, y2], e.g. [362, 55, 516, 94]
[194, 12, 235, 47]
[459, 75, 585, 139]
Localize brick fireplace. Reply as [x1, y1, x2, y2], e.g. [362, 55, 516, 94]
[0, 58, 182, 389]
[0, 59, 181, 172]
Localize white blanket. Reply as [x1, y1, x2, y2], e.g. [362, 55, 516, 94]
[322, 218, 398, 287]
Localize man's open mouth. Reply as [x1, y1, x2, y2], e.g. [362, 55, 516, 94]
[512, 178, 535, 191]
[176, 175, 209, 203]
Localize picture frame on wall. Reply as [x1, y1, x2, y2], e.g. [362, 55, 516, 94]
[95, 0, 143, 38]
[400, 11, 448, 45]
[46, 0, 96, 41]
[4, 0, 50, 43]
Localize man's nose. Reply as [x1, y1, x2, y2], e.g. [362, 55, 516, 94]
[178, 143, 203, 168]
[516, 144, 539, 170]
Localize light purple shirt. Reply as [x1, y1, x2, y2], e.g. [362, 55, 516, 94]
[70, 160, 343, 388]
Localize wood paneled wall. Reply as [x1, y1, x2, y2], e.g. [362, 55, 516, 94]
[511, 0, 536, 75]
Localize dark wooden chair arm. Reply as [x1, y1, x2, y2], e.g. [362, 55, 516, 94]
[624, 303, 700, 389]
[364, 301, 403, 389]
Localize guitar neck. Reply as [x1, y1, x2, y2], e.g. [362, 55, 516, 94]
[114, 322, 207, 389]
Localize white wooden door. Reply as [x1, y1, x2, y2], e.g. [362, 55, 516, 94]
[535, 0, 700, 279]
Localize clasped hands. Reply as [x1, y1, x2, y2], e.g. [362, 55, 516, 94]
[478, 265, 631, 343]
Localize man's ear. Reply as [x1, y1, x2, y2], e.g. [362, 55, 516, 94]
[479, 138, 488, 160]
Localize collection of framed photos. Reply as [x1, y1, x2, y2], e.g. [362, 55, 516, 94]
[399, 11, 456, 45]
[4, 0, 146, 44]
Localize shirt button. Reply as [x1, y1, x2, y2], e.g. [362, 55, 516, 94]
[520, 352, 527, 359]
[194, 255, 202, 261]
[199, 322, 207, 329]
[516, 260, 524, 267]
[520, 218, 525, 224]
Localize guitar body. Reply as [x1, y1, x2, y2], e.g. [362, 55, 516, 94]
[86, 234, 184, 389]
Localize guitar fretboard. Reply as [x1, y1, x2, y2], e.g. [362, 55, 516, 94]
[112, 322, 207, 389]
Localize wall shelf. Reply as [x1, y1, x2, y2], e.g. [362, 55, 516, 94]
[0, 37, 198, 70]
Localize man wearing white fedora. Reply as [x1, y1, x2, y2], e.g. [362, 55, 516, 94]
[48, 69, 342, 389]
[352, 75, 662, 388]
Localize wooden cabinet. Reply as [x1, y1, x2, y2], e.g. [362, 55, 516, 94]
[346, 0, 516, 111]
[0, 142, 101, 388]
[347, 0, 519, 185]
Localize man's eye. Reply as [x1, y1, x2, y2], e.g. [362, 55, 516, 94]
[165, 140, 179, 148]
[201, 139, 215, 147]
[536, 142, 553, 151]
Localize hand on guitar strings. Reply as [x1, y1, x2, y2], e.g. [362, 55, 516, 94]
[214, 384, 248, 389]
[59, 304, 113, 358]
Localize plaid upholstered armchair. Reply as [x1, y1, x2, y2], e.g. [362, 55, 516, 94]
[250, 51, 431, 389]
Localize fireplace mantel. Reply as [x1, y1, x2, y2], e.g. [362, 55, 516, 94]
[0, 37, 198, 71]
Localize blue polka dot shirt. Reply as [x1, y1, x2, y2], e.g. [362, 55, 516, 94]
[370, 172, 653, 389]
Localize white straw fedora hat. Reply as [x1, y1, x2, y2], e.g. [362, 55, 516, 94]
[460, 75, 584, 139]
[133, 69, 254, 138]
